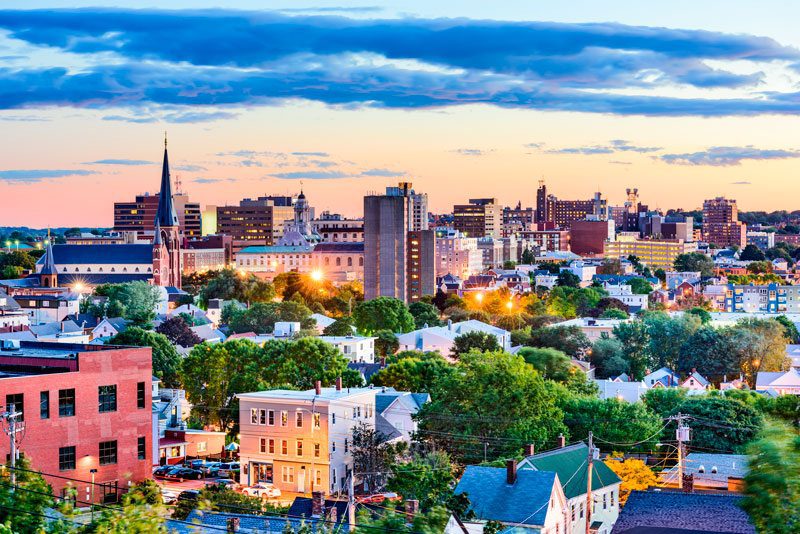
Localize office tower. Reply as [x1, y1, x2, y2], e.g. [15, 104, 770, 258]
[364, 183, 434, 302]
[536, 180, 548, 223]
[114, 192, 201, 237]
[535, 181, 607, 229]
[453, 198, 502, 238]
[702, 197, 746, 248]
[502, 202, 535, 237]
[216, 195, 296, 252]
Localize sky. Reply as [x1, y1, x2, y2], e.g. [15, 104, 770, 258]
[3, 1, 800, 227]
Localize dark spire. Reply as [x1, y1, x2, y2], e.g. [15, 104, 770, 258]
[40, 236, 57, 275]
[155, 132, 179, 228]
[153, 218, 163, 246]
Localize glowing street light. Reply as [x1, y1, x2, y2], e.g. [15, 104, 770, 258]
[475, 293, 483, 304]
[310, 270, 323, 282]
[506, 300, 513, 311]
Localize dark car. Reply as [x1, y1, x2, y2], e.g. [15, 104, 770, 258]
[153, 465, 175, 478]
[177, 489, 200, 502]
[166, 467, 203, 481]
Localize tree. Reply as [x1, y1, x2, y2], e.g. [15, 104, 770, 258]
[673, 252, 715, 277]
[155, 316, 202, 347]
[601, 308, 628, 319]
[740, 244, 767, 261]
[612, 321, 650, 380]
[503, 260, 517, 270]
[198, 269, 276, 305]
[450, 331, 500, 357]
[597, 258, 623, 275]
[374, 329, 400, 358]
[408, 301, 441, 329]
[654, 268, 666, 283]
[591, 337, 629, 379]
[371, 353, 456, 394]
[323, 316, 356, 336]
[774, 315, 800, 343]
[518, 347, 572, 382]
[641, 387, 688, 418]
[387, 451, 455, 510]
[356, 505, 450, 533]
[261, 337, 351, 390]
[741, 423, 800, 534]
[561, 398, 662, 451]
[679, 396, 764, 452]
[353, 297, 415, 334]
[643, 312, 701, 370]
[685, 307, 711, 324]
[108, 327, 181, 386]
[677, 326, 741, 379]
[627, 277, 653, 295]
[95, 281, 161, 325]
[128, 479, 162, 505]
[528, 325, 591, 357]
[556, 270, 581, 288]
[603, 455, 658, 505]
[520, 248, 535, 265]
[0, 250, 37, 270]
[416, 351, 566, 461]
[352, 422, 395, 493]
[0, 456, 53, 533]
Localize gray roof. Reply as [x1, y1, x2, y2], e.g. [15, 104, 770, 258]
[454, 466, 557, 527]
[35, 244, 152, 265]
[612, 491, 754, 534]
[29, 320, 83, 337]
[375, 413, 403, 442]
[155, 145, 179, 228]
[375, 388, 430, 414]
[238, 387, 377, 402]
[660, 453, 747, 485]
[0, 289, 20, 311]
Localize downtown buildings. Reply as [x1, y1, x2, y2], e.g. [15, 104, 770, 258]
[703, 197, 746, 248]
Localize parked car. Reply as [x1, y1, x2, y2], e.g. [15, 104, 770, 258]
[206, 479, 240, 492]
[161, 489, 178, 505]
[242, 482, 281, 499]
[218, 462, 240, 477]
[187, 460, 220, 476]
[178, 489, 200, 502]
[165, 467, 203, 481]
[153, 465, 174, 478]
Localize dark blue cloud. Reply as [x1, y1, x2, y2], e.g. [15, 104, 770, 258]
[545, 140, 661, 155]
[85, 159, 153, 165]
[292, 151, 330, 157]
[659, 146, 800, 166]
[0, 169, 97, 183]
[272, 170, 350, 179]
[0, 9, 798, 117]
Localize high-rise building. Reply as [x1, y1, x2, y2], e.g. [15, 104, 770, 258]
[604, 235, 698, 270]
[453, 198, 502, 238]
[570, 219, 615, 256]
[535, 182, 606, 229]
[702, 197, 746, 248]
[535, 181, 549, 224]
[364, 183, 434, 302]
[502, 202, 535, 237]
[216, 196, 296, 252]
[114, 192, 201, 237]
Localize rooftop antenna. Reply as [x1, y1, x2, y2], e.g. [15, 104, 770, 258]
[164, 130, 168, 148]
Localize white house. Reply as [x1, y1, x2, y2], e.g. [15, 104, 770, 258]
[318, 335, 375, 363]
[0, 290, 29, 332]
[91, 317, 129, 340]
[274, 321, 302, 337]
[756, 369, 800, 395]
[681, 371, 711, 393]
[395, 319, 511, 355]
[534, 273, 559, 290]
[168, 304, 208, 322]
[519, 443, 621, 534]
[605, 284, 649, 311]
[375, 388, 430, 443]
[548, 317, 627, 343]
[643, 367, 680, 388]
[562, 261, 597, 288]
[595, 379, 649, 403]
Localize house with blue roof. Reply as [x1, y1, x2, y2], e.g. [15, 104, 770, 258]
[375, 387, 430, 443]
[448, 462, 567, 533]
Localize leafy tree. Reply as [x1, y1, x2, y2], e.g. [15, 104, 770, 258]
[227, 301, 314, 334]
[673, 252, 715, 277]
[677, 326, 741, 379]
[1, 265, 22, 279]
[741, 423, 800, 534]
[591, 337, 629, 379]
[643, 312, 701, 370]
[546, 286, 606, 319]
[654, 268, 666, 283]
[596, 258, 623, 275]
[450, 331, 500, 357]
[408, 301, 442, 329]
[774, 315, 800, 343]
[685, 307, 711, 324]
[353, 297, 415, 334]
[518, 347, 572, 381]
[128, 479, 162, 505]
[416, 351, 566, 461]
[641, 387, 688, 418]
[372, 353, 456, 394]
[625, 278, 652, 295]
[0, 456, 53, 533]
[601, 308, 628, 319]
[740, 244, 767, 261]
[108, 327, 181, 386]
[612, 321, 650, 380]
[352, 422, 395, 492]
[92, 493, 169, 533]
[561, 398, 662, 451]
[520, 248, 535, 264]
[155, 316, 202, 347]
[431, 289, 449, 312]
[603, 455, 658, 505]
[0, 250, 37, 270]
[387, 451, 455, 510]
[260, 337, 351, 390]
[374, 329, 400, 358]
[556, 270, 581, 288]
[679, 396, 764, 453]
[356, 504, 450, 533]
[198, 269, 276, 305]
[323, 316, 356, 336]
[528, 325, 591, 357]
[95, 281, 161, 325]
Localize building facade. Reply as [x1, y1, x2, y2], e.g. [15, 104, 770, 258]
[434, 230, 482, 279]
[311, 212, 364, 243]
[217, 196, 296, 252]
[703, 197, 746, 248]
[453, 198, 502, 238]
[604, 235, 698, 269]
[114, 193, 201, 238]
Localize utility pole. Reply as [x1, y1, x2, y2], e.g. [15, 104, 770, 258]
[348, 472, 356, 532]
[2, 403, 23, 490]
[586, 432, 594, 534]
[675, 413, 691, 490]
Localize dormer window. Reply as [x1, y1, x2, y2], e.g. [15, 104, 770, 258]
[698, 465, 705, 473]
[711, 466, 718, 474]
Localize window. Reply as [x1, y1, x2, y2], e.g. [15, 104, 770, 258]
[5, 394, 23, 422]
[603, 492, 607, 510]
[314, 443, 320, 458]
[281, 440, 288, 455]
[331, 413, 336, 425]
[580, 502, 584, 518]
[138, 437, 146, 460]
[59, 446, 76, 471]
[352, 407, 357, 418]
[260, 438, 267, 453]
[296, 411, 303, 427]
[282, 466, 295, 483]
[296, 440, 303, 456]
[316, 469, 322, 487]
[610, 490, 615, 507]
[99, 441, 117, 465]
[58, 389, 75, 417]
[98, 385, 117, 413]
[571, 504, 576, 521]
[197, 442, 207, 453]
[136, 382, 145, 409]
[344, 439, 348, 453]
[332, 441, 336, 452]
[259, 409, 267, 425]
[268, 410, 275, 425]
[281, 411, 288, 427]
[40, 391, 50, 419]
[269, 439, 275, 454]
[357, 406, 362, 418]
[313, 413, 320, 428]
[251, 408, 259, 425]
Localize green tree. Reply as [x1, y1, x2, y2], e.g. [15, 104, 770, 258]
[95, 281, 161, 325]
[416, 351, 566, 461]
[627, 277, 653, 295]
[450, 331, 500, 357]
[741, 423, 800, 534]
[108, 327, 181, 386]
[561, 397, 662, 450]
[374, 329, 400, 358]
[740, 244, 767, 261]
[528, 325, 591, 357]
[0, 457, 53, 533]
[518, 347, 572, 382]
[260, 337, 351, 390]
[774, 315, 800, 343]
[643, 312, 701, 370]
[408, 301, 442, 329]
[353, 297, 415, 334]
[679, 396, 764, 452]
[556, 270, 581, 288]
[387, 451, 455, 510]
[685, 307, 711, 324]
[641, 387, 688, 418]
[591, 337, 629, 379]
[127, 479, 162, 505]
[601, 308, 628, 319]
[673, 252, 715, 277]
[0, 250, 36, 270]
[323, 316, 356, 336]
[612, 321, 650, 380]
[372, 353, 456, 394]
[352, 422, 396, 492]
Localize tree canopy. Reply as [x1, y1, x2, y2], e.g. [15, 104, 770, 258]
[353, 297, 415, 334]
[108, 327, 181, 386]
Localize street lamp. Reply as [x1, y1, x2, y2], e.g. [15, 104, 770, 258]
[475, 293, 483, 304]
[310, 270, 323, 282]
[506, 300, 513, 311]
[89, 468, 98, 521]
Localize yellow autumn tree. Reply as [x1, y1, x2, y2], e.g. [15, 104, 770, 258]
[603, 453, 658, 505]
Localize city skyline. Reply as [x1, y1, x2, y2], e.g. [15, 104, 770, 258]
[4, 1, 800, 226]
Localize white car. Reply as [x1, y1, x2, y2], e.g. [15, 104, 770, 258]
[242, 483, 281, 499]
[161, 489, 178, 505]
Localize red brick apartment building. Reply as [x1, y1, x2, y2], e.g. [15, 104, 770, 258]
[0, 341, 153, 503]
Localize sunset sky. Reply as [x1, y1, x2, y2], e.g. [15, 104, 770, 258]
[3, 1, 800, 227]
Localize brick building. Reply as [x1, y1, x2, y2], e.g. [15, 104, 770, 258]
[570, 219, 614, 256]
[217, 196, 296, 252]
[114, 192, 201, 238]
[702, 197, 746, 248]
[0, 341, 153, 502]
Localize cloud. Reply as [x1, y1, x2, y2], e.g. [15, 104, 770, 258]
[452, 148, 491, 156]
[360, 168, 405, 177]
[0, 9, 798, 117]
[102, 115, 157, 124]
[610, 140, 662, 153]
[545, 140, 662, 155]
[524, 142, 545, 149]
[174, 164, 207, 171]
[659, 146, 800, 166]
[84, 159, 153, 166]
[193, 177, 234, 184]
[0, 169, 97, 183]
[271, 170, 350, 179]
[731, 180, 752, 184]
[278, 6, 383, 14]
[609, 160, 633, 165]
[292, 152, 330, 157]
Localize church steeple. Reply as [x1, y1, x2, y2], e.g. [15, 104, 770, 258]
[155, 132, 179, 228]
[40, 230, 58, 288]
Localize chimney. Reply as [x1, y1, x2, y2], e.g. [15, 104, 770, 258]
[335, 377, 342, 391]
[447, 319, 453, 331]
[96, 316, 101, 326]
[60, 322, 65, 333]
[506, 459, 517, 485]
[557, 434, 566, 448]
[380, 357, 386, 368]
[404, 499, 419, 522]
[524, 444, 535, 457]
[226, 517, 240, 533]
[682, 473, 694, 493]
[315, 380, 322, 396]
[311, 491, 326, 517]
